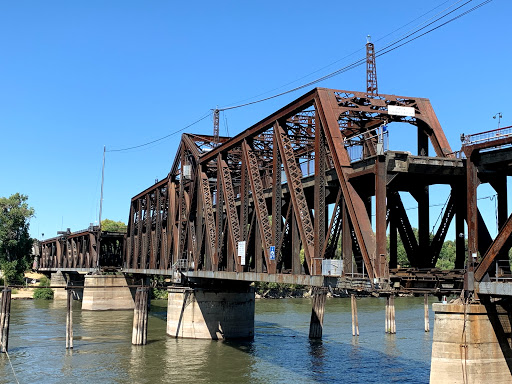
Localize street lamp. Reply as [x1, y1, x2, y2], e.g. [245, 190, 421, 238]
[493, 112, 503, 129]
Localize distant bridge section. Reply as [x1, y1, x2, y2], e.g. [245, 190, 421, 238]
[38, 226, 124, 272]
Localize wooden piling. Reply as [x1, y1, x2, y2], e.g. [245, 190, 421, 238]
[66, 288, 73, 349]
[0, 288, 12, 353]
[351, 294, 359, 336]
[424, 294, 430, 332]
[385, 296, 389, 333]
[309, 287, 327, 339]
[132, 287, 149, 345]
[390, 294, 396, 334]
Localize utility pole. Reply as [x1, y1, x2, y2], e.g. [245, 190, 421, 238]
[99, 145, 106, 230]
[97, 145, 106, 270]
[213, 108, 220, 144]
[366, 35, 378, 96]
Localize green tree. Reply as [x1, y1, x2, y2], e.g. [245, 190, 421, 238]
[101, 219, 127, 233]
[0, 193, 35, 284]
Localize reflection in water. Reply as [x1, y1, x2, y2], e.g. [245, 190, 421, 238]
[0, 297, 434, 384]
[308, 339, 326, 376]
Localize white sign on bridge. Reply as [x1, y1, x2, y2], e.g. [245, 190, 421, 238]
[388, 105, 415, 117]
[238, 241, 246, 265]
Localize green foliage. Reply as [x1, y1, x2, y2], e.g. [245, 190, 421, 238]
[0, 260, 23, 285]
[151, 288, 168, 299]
[33, 276, 53, 299]
[254, 281, 305, 295]
[33, 287, 54, 300]
[385, 226, 462, 269]
[436, 240, 456, 270]
[0, 193, 34, 279]
[101, 219, 127, 233]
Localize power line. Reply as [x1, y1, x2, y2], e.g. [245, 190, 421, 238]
[106, 0, 491, 153]
[221, 0, 465, 108]
[218, 0, 491, 112]
[107, 111, 211, 153]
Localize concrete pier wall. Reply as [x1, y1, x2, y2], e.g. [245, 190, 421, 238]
[82, 275, 134, 311]
[167, 285, 255, 340]
[50, 271, 67, 300]
[430, 301, 512, 383]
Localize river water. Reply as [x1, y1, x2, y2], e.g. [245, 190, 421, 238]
[0, 296, 434, 384]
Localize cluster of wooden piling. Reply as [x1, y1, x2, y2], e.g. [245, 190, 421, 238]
[385, 295, 396, 334]
[132, 287, 149, 345]
[309, 287, 327, 339]
[0, 288, 12, 353]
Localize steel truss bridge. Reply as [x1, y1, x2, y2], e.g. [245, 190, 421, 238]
[37, 87, 512, 296]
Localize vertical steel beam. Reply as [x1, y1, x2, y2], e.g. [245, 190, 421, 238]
[323, 189, 343, 260]
[375, 156, 388, 278]
[342, 199, 353, 275]
[389, 215, 397, 269]
[168, 181, 177, 269]
[455, 183, 466, 269]
[412, 186, 430, 268]
[291, 211, 301, 274]
[314, 122, 327, 274]
[272, 129, 282, 264]
[466, 155, 479, 292]
[215, 159, 224, 269]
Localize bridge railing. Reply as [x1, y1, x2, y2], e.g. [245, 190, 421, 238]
[493, 260, 512, 282]
[461, 125, 512, 147]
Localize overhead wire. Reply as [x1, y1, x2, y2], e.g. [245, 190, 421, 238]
[105, 0, 491, 152]
[221, 0, 465, 108]
[107, 111, 211, 152]
[218, 0, 491, 111]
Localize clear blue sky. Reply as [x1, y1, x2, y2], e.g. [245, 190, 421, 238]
[0, 0, 509, 241]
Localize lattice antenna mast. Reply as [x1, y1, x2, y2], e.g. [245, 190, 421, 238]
[213, 108, 220, 144]
[366, 35, 378, 96]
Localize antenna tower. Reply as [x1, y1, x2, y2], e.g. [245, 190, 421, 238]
[366, 35, 378, 96]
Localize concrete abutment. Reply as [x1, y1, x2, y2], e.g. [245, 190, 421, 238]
[166, 282, 255, 340]
[430, 300, 512, 383]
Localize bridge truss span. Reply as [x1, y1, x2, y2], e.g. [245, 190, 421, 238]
[121, 87, 466, 290]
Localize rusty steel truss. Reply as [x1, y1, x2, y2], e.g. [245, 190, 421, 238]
[122, 87, 480, 288]
[37, 87, 512, 294]
[38, 226, 124, 271]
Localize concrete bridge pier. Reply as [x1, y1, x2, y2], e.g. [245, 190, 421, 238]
[166, 280, 255, 340]
[430, 299, 512, 383]
[50, 271, 68, 300]
[50, 271, 85, 300]
[82, 274, 135, 311]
